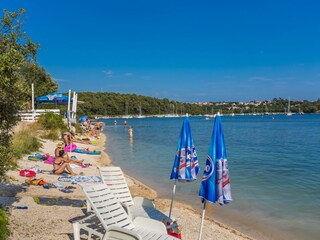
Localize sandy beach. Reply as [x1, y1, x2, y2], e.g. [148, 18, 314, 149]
[0, 123, 253, 240]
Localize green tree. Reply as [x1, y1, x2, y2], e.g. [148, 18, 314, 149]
[21, 62, 58, 100]
[0, 9, 39, 176]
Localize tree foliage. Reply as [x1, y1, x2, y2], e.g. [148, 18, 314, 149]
[0, 9, 56, 177]
[74, 92, 320, 117]
[76, 92, 206, 117]
[20, 62, 58, 106]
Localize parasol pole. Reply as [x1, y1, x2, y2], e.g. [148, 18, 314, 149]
[67, 90, 71, 130]
[198, 199, 207, 240]
[31, 83, 35, 120]
[168, 178, 177, 219]
[72, 91, 76, 119]
[74, 93, 78, 118]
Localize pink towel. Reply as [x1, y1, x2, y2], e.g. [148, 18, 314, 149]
[44, 156, 55, 164]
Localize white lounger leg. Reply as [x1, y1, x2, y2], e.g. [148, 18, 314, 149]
[73, 222, 80, 240]
[87, 199, 91, 212]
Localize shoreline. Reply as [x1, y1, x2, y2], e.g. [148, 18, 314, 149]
[102, 133, 253, 240]
[1, 123, 253, 240]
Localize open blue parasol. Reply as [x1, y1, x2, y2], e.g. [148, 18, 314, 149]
[36, 92, 73, 103]
[78, 115, 89, 123]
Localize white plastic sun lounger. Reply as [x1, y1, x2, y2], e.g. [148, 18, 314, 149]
[73, 184, 179, 240]
[98, 167, 174, 224]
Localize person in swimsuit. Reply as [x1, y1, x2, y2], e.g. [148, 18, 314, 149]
[128, 126, 133, 138]
[61, 131, 77, 146]
[53, 142, 83, 175]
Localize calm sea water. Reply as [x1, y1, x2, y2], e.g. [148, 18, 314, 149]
[101, 114, 320, 240]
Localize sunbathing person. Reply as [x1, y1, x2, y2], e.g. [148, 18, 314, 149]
[61, 131, 77, 146]
[53, 142, 86, 176]
[54, 142, 84, 165]
[53, 156, 77, 176]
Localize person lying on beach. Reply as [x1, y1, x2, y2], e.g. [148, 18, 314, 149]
[61, 131, 79, 146]
[62, 131, 92, 145]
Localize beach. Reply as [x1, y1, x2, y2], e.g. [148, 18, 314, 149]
[1, 122, 252, 240]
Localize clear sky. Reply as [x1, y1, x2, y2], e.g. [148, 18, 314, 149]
[1, 0, 320, 102]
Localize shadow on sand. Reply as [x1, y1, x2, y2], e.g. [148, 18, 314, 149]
[0, 182, 27, 209]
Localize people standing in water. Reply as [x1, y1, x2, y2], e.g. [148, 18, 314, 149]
[123, 120, 127, 127]
[114, 120, 117, 126]
[128, 126, 133, 138]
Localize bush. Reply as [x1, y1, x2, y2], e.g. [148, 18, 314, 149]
[12, 129, 42, 159]
[41, 129, 60, 141]
[0, 146, 15, 177]
[0, 209, 9, 240]
[38, 112, 67, 131]
[74, 123, 82, 134]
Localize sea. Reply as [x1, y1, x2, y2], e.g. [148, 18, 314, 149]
[100, 114, 320, 240]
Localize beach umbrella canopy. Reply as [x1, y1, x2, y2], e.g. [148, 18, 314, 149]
[78, 115, 89, 123]
[169, 114, 199, 218]
[170, 116, 199, 181]
[35, 92, 73, 103]
[198, 114, 232, 239]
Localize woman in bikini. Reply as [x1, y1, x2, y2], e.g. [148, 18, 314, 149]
[53, 142, 83, 175]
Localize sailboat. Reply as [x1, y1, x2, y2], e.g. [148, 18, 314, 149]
[286, 97, 292, 116]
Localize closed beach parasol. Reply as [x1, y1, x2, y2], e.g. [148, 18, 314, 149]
[169, 113, 199, 218]
[198, 113, 232, 240]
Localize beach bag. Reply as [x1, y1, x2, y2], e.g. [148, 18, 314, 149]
[19, 170, 36, 178]
[25, 178, 47, 186]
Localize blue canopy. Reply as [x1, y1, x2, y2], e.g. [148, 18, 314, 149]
[170, 116, 199, 181]
[199, 115, 232, 205]
[78, 116, 89, 123]
[36, 92, 73, 103]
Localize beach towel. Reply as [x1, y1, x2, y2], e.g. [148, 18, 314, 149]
[20, 169, 36, 178]
[58, 176, 102, 182]
[73, 149, 101, 155]
[28, 152, 48, 161]
[64, 143, 77, 152]
[70, 164, 87, 169]
[44, 156, 55, 164]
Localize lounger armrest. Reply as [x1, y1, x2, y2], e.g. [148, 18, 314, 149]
[103, 226, 142, 240]
[133, 217, 167, 233]
[133, 196, 155, 208]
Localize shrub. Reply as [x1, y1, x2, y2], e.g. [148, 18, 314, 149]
[0, 146, 15, 177]
[41, 129, 60, 141]
[12, 129, 42, 159]
[74, 123, 82, 134]
[38, 112, 67, 131]
[0, 209, 9, 240]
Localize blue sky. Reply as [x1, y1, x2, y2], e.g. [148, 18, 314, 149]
[1, 0, 320, 102]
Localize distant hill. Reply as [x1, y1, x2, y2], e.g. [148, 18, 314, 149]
[38, 92, 320, 117]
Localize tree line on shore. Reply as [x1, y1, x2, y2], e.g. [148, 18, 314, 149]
[72, 92, 320, 117]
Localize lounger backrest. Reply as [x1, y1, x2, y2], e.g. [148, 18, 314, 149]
[99, 166, 134, 206]
[82, 184, 135, 231]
